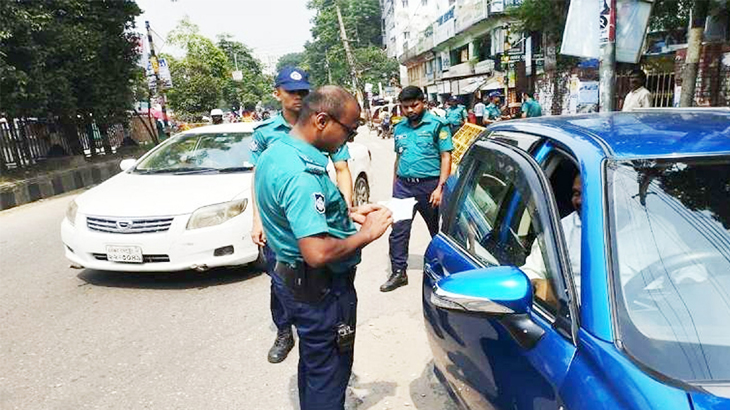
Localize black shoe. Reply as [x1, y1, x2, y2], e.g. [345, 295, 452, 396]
[267, 328, 294, 364]
[380, 269, 408, 292]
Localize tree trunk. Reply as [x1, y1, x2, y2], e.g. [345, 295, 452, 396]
[545, 35, 562, 115]
[59, 116, 83, 155]
[679, 0, 709, 107]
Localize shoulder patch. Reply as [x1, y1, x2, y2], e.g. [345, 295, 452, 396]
[249, 139, 260, 152]
[439, 129, 449, 140]
[299, 153, 327, 174]
[313, 193, 326, 214]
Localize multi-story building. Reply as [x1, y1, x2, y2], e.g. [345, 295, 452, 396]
[391, 0, 530, 108]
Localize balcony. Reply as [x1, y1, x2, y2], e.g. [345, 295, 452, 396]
[442, 61, 474, 79]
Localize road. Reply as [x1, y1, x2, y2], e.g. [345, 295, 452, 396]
[0, 127, 458, 410]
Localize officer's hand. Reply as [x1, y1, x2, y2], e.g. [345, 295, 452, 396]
[251, 219, 267, 246]
[349, 204, 385, 224]
[360, 208, 393, 241]
[429, 186, 443, 207]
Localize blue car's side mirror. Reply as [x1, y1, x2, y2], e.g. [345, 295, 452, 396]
[430, 265, 532, 315]
[430, 266, 545, 349]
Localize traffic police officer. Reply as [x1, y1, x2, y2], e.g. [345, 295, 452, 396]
[250, 67, 354, 364]
[381, 86, 453, 292]
[445, 95, 467, 134]
[255, 86, 392, 410]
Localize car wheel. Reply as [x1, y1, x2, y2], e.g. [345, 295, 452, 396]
[353, 174, 370, 207]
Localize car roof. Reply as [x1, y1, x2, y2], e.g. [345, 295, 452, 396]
[180, 122, 259, 135]
[489, 110, 730, 159]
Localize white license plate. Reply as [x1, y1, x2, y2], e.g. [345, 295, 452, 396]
[106, 245, 143, 263]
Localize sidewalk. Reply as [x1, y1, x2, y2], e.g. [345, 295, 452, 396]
[1, 157, 123, 211]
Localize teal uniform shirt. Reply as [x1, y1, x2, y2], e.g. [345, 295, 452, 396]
[485, 103, 502, 120]
[521, 100, 543, 117]
[445, 105, 467, 127]
[393, 111, 454, 178]
[254, 133, 360, 273]
[250, 114, 350, 165]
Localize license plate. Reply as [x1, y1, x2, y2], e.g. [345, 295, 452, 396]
[106, 245, 143, 263]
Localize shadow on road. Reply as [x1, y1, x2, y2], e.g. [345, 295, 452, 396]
[76, 266, 263, 290]
[409, 361, 459, 409]
[284, 371, 398, 410]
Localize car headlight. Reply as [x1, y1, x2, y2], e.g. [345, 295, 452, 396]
[66, 200, 78, 226]
[186, 199, 248, 230]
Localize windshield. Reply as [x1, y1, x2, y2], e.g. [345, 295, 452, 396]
[134, 132, 253, 173]
[609, 158, 730, 384]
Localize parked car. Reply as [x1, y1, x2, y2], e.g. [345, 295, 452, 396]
[61, 122, 372, 272]
[422, 110, 730, 409]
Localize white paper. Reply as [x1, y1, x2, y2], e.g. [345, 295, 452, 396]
[378, 197, 417, 222]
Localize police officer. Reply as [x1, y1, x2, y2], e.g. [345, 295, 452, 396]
[445, 96, 467, 134]
[381, 86, 453, 292]
[250, 67, 354, 364]
[255, 86, 393, 410]
[485, 92, 503, 123]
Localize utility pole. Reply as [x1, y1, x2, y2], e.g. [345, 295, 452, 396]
[146, 21, 169, 140]
[598, 0, 616, 112]
[334, 1, 364, 104]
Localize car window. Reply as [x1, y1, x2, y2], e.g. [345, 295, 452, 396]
[446, 147, 563, 314]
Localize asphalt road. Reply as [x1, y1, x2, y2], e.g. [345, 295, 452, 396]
[0, 127, 458, 410]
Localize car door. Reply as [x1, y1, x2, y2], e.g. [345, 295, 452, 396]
[423, 139, 579, 410]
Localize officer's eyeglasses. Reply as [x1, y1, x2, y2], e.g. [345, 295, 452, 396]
[327, 114, 358, 142]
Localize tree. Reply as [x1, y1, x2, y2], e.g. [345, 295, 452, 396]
[0, 0, 142, 154]
[216, 34, 272, 111]
[164, 18, 228, 120]
[276, 52, 306, 72]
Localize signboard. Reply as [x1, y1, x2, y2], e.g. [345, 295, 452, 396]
[440, 51, 451, 71]
[232, 70, 243, 81]
[434, 7, 455, 45]
[525, 36, 532, 76]
[562, 0, 652, 63]
[490, 0, 504, 13]
[146, 57, 173, 89]
[158, 58, 173, 88]
[456, 0, 488, 33]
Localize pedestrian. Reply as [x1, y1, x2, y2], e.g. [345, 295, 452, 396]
[445, 96, 467, 134]
[250, 67, 354, 364]
[520, 91, 543, 118]
[429, 101, 446, 118]
[473, 97, 486, 126]
[381, 86, 453, 292]
[210, 108, 224, 124]
[622, 69, 652, 111]
[254, 86, 393, 410]
[485, 92, 503, 123]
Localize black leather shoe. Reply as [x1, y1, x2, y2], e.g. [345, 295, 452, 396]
[267, 328, 294, 364]
[380, 269, 408, 292]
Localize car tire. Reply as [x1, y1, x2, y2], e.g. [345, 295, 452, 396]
[353, 174, 370, 207]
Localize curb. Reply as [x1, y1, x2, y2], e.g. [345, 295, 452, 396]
[0, 159, 122, 211]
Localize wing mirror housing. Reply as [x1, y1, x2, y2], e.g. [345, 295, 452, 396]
[431, 265, 544, 349]
[119, 158, 137, 172]
[430, 265, 532, 316]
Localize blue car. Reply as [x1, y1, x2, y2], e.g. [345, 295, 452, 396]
[422, 110, 730, 410]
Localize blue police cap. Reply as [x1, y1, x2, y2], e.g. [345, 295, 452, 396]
[275, 67, 311, 91]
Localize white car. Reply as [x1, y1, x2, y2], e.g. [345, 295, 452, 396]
[61, 122, 372, 272]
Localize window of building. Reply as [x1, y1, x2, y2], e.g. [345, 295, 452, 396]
[491, 28, 504, 55]
[450, 45, 469, 64]
[404, 31, 410, 40]
[422, 0, 428, 5]
[402, 0, 409, 7]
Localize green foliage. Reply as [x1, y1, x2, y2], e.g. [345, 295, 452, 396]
[164, 20, 271, 120]
[0, 0, 142, 124]
[302, 0, 397, 93]
[276, 52, 306, 72]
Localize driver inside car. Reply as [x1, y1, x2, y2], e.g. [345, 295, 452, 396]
[521, 174, 582, 305]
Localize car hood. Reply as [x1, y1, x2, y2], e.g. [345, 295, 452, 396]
[76, 172, 252, 217]
[690, 388, 730, 409]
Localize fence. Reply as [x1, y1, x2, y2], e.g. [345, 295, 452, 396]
[0, 118, 125, 173]
[616, 71, 676, 109]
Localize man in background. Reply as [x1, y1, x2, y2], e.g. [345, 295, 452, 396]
[622, 69, 652, 111]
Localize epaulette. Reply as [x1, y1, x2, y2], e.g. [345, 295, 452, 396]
[253, 117, 277, 130]
[297, 153, 327, 175]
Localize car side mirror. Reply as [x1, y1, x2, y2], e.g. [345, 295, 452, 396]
[119, 158, 137, 172]
[431, 265, 544, 349]
[430, 265, 532, 316]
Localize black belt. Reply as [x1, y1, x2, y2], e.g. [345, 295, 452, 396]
[274, 262, 354, 304]
[398, 176, 439, 184]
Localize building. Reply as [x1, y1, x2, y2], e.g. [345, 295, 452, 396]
[391, 0, 530, 109]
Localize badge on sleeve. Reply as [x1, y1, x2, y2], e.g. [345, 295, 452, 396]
[313, 193, 326, 214]
[249, 139, 259, 152]
[439, 129, 449, 140]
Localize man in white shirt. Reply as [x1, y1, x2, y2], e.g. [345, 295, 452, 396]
[473, 98, 486, 126]
[622, 69, 652, 111]
[521, 174, 582, 305]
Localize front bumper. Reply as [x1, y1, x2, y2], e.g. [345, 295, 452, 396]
[61, 212, 258, 272]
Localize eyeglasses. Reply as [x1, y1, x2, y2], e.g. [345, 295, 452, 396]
[327, 114, 358, 142]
